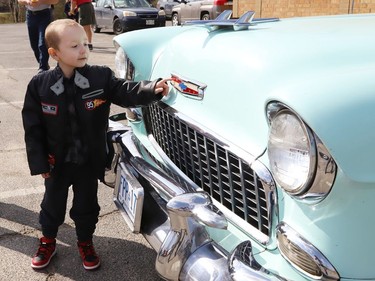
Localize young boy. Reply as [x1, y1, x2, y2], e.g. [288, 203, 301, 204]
[22, 19, 169, 270]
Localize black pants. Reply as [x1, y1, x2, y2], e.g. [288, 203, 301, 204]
[39, 163, 100, 241]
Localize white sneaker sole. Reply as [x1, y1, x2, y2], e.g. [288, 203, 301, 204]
[83, 260, 101, 270]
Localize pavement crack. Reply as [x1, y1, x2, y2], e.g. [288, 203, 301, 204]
[0, 98, 23, 110]
[0, 147, 25, 153]
[45, 272, 56, 280]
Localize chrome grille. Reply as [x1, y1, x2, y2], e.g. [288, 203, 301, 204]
[143, 103, 271, 237]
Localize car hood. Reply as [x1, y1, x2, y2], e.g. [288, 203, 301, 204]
[115, 14, 375, 182]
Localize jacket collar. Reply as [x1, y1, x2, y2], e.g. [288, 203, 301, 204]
[50, 65, 90, 96]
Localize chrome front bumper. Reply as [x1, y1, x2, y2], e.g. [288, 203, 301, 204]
[113, 130, 287, 281]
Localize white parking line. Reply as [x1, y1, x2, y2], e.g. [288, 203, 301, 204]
[0, 185, 44, 200]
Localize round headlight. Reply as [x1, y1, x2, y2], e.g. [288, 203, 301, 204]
[114, 47, 134, 80]
[267, 110, 316, 195]
[115, 47, 126, 79]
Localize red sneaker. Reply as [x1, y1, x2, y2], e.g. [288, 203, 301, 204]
[31, 237, 56, 269]
[77, 240, 100, 270]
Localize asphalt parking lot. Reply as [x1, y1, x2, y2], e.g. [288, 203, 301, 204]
[0, 23, 163, 281]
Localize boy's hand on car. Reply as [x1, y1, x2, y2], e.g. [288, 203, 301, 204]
[155, 78, 171, 96]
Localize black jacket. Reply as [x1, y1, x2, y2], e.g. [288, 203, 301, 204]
[22, 64, 162, 180]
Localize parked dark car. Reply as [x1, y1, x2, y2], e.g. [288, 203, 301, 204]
[156, 0, 180, 19]
[171, 0, 232, 26]
[93, 0, 166, 35]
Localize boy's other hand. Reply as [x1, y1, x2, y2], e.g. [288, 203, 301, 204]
[41, 172, 51, 179]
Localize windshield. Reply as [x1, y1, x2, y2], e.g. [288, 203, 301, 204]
[114, 0, 151, 8]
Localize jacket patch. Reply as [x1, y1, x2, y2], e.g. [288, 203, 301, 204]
[74, 71, 90, 89]
[50, 77, 64, 96]
[41, 103, 58, 115]
[85, 99, 106, 110]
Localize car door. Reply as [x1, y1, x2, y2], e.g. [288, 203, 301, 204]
[101, 0, 116, 28]
[180, 0, 198, 22]
[95, 0, 105, 26]
[187, 0, 202, 21]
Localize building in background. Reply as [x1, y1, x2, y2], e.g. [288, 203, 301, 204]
[233, 0, 375, 18]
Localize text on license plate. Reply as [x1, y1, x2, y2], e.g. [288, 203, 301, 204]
[146, 19, 155, 25]
[118, 174, 137, 218]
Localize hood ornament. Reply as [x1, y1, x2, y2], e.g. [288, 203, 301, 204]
[170, 73, 207, 100]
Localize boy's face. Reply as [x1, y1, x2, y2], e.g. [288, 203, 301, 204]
[50, 25, 89, 73]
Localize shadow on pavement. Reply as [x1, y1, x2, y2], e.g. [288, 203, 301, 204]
[0, 202, 163, 281]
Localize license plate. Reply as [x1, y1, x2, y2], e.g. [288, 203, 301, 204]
[146, 19, 155, 25]
[115, 161, 144, 233]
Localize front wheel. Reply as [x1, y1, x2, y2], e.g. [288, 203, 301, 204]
[113, 18, 124, 35]
[201, 13, 209, 21]
[171, 13, 179, 26]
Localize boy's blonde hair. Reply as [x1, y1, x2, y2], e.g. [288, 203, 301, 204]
[45, 19, 82, 50]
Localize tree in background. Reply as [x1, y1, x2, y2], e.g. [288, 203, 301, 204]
[5, 0, 24, 22]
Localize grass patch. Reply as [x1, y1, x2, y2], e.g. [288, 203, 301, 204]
[0, 12, 14, 24]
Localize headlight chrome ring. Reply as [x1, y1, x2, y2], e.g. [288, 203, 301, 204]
[266, 102, 337, 202]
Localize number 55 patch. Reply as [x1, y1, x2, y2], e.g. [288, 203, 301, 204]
[85, 99, 106, 110]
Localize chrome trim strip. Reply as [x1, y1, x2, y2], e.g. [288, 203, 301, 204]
[229, 241, 287, 281]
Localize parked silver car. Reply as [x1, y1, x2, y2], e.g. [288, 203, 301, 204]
[171, 0, 232, 26]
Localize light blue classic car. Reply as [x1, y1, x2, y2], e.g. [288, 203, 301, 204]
[106, 11, 375, 280]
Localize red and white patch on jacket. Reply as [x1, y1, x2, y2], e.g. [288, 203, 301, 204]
[41, 103, 58, 115]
